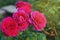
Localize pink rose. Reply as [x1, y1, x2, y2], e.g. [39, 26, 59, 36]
[2, 17, 19, 37]
[13, 10, 29, 31]
[31, 11, 47, 31]
[16, 1, 32, 9]
[16, 1, 32, 14]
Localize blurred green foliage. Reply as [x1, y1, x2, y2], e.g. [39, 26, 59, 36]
[0, 0, 17, 7]
[0, 0, 60, 40]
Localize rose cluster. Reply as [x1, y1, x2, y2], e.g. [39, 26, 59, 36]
[1, 1, 47, 37]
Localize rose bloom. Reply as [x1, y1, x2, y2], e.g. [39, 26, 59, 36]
[16, 1, 32, 14]
[16, 1, 32, 9]
[13, 10, 29, 31]
[2, 17, 19, 37]
[31, 11, 47, 31]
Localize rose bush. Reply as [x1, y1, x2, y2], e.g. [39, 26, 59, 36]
[1, 1, 47, 37]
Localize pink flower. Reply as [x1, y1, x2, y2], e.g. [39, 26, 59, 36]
[16, 1, 32, 14]
[31, 11, 47, 31]
[16, 1, 32, 9]
[2, 17, 19, 37]
[13, 10, 29, 31]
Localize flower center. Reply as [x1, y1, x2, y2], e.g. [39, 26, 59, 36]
[19, 16, 25, 23]
[34, 15, 42, 24]
[6, 24, 15, 30]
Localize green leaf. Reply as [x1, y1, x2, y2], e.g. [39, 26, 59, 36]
[1, 36, 4, 40]
[37, 33, 47, 40]
[26, 32, 37, 40]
